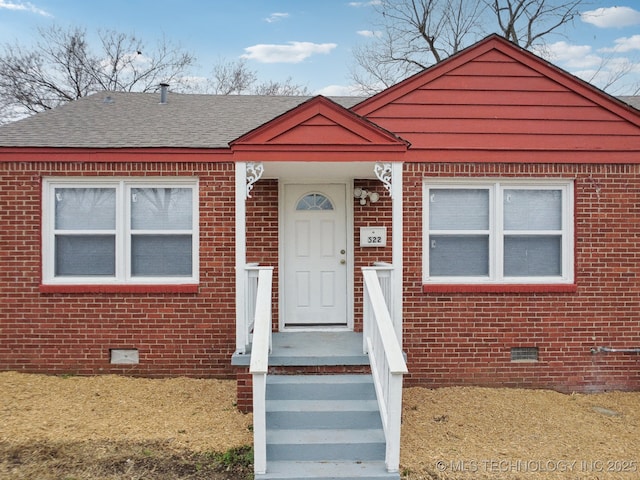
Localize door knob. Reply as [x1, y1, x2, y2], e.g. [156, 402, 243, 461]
[340, 259, 346, 264]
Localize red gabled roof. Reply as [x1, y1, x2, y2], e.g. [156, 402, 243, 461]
[353, 34, 640, 163]
[230, 96, 408, 162]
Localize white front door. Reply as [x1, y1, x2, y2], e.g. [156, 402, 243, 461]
[283, 184, 348, 327]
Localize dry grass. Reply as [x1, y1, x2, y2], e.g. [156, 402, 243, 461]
[0, 372, 253, 479]
[1, 372, 639, 479]
[0, 372, 252, 451]
[401, 386, 640, 479]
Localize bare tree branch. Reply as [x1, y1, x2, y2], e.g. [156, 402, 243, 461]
[207, 58, 310, 96]
[490, 0, 583, 49]
[351, 0, 586, 93]
[209, 58, 257, 95]
[0, 25, 196, 122]
[253, 77, 311, 96]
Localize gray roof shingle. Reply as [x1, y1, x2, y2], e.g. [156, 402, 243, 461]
[2, 91, 638, 149]
[0, 91, 364, 149]
[618, 96, 640, 111]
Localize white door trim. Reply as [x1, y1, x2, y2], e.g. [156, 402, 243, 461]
[279, 180, 354, 331]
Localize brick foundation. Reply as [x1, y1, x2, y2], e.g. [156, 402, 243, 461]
[235, 369, 253, 414]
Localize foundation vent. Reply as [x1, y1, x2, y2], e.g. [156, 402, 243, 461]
[511, 347, 538, 362]
[110, 348, 139, 364]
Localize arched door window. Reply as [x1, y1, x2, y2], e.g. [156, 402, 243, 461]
[296, 193, 334, 211]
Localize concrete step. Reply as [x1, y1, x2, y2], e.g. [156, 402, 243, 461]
[256, 461, 400, 480]
[268, 332, 370, 367]
[267, 428, 385, 461]
[261, 374, 393, 479]
[266, 374, 377, 401]
[266, 399, 379, 412]
[267, 408, 381, 430]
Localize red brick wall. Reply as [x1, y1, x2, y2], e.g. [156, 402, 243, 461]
[0, 161, 238, 378]
[2, 160, 640, 392]
[246, 179, 280, 329]
[354, 179, 393, 332]
[402, 162, 640, 392]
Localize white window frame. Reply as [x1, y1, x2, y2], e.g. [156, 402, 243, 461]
[422, 179, 574, 285]
[42, 177, 199, 285]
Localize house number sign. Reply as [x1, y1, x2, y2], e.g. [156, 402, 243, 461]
[360, 227, 387, 247]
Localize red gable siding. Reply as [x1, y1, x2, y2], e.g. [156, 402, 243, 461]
[230, 96, 407, 162]
[355, 36, 640, 163]
[268, 114, 376, 144]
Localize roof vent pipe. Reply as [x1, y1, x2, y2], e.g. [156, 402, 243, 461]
[159, 83, 169, 104]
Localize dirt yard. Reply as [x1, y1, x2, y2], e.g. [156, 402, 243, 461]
[1, 371, 639, 479]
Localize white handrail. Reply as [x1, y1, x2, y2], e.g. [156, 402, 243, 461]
[362, 267, 407, 474]
[249, 267, 273, 475]
[365, 262, 394, 353]
[237, 263, 261, 354]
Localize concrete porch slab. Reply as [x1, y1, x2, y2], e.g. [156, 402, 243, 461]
[231, 331, 368, 367]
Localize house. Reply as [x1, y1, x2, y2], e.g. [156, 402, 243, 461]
[2, 34, 640, 478]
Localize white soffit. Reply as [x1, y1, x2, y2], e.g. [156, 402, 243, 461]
[262, 162, 380, 180]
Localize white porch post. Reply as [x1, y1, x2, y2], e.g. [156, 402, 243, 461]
[376, 162, 404, 348]
[391, 162, 403, 348]
[235, 162, 247, 354]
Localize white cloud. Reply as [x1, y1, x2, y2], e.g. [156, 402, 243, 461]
[357, 30, 381, 38]
[264, 12, 289, 23]
[241, 42, 337, 64]
[573, 61, 640, 95]
[541, 40, 640, 95]
[348, 1, 381, 7]
[536, 41, 601, 69]
[600, 35, 640, 53]
[0, 0, 50, 16]
[581, 7, 640, 28]
[316, 84, 363, 96]
[526, 23, 640, 95]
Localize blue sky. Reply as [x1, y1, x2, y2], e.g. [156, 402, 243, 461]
[0, 0, 639, 95]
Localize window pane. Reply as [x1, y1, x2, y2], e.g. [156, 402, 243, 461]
[131, 235, 192, 276]
[55, 188, 116, 230]
[504, 235, 561, 276]
[131, 188, 192, 230]
[429, 189, 489, 230]
[55, 235, 115, 276]
[296, 193, 334, 211]
[504, 190, 562, 230]
[429, 235, 489, 276]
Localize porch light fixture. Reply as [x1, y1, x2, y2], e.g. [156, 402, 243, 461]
[354, 187, 380, 205]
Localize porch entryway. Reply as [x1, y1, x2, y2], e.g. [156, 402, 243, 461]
[236, 266, 406, 480]
[233, 161, 407, 479]
[282, 184, 349, 328]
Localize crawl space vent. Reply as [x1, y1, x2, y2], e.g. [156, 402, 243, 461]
[110, 349, 139, 364]
[511, 347, 538, 362]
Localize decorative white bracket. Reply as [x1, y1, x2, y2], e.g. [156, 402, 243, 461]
[374, 163, 393, 198]
[246, 162, 264, 199]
